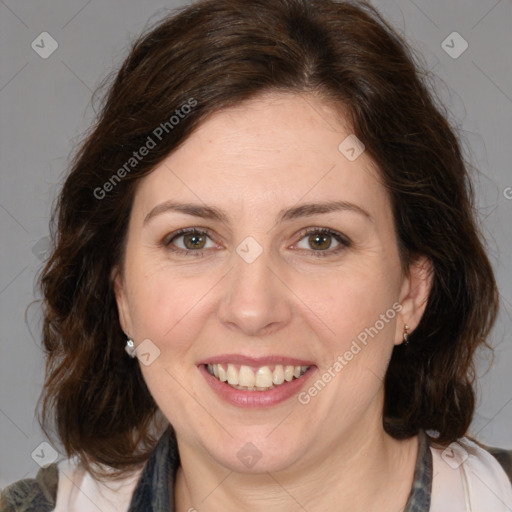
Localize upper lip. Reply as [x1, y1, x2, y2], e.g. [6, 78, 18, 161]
[198, 354, 315, 367]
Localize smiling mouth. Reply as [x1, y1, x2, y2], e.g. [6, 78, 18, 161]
[205, 363, 310, 391]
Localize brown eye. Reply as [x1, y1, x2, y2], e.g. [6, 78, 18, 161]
[182, 232, 207, 250]
[165, 229, 216, 253]
[308, 232, 332, 250]
[294, 228, 350, 256]
[296, 230, 339, 251]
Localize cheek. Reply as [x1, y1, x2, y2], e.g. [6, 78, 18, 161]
[301, 273, 400, 406]
[124, 258, 221, 353]
[303, 266, 399, 344]
[120, 254, 167, 328]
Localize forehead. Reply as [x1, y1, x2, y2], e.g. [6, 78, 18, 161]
[132, 93, 390, 223]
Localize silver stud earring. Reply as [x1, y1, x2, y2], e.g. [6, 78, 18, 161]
[125, 339, 137, 358]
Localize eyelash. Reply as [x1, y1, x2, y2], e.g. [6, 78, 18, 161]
[162, 227, 351, 258]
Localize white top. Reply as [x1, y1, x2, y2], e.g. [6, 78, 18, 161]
[430, 437, 512, 511]
[52, 437, 512, 511]
[53, 459, 141, 512]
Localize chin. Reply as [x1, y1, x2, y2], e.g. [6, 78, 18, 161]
[196, 424, 313, 474]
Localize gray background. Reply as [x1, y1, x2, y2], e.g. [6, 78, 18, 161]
[1, 0, 511, 488]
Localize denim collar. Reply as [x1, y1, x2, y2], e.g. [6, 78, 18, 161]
[128, 426, 178, 511]
[404, 430, 432, 512]
[128, 428, 431, 511]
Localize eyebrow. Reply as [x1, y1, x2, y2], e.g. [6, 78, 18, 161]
[143, 199, 372, 226]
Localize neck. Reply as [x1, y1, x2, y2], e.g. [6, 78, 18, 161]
[174, 417, 418, 512]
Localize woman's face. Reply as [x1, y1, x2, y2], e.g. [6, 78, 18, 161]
[113, 93, 428, 473]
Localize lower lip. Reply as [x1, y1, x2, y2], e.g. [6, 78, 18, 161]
[199, 364, 316, 408]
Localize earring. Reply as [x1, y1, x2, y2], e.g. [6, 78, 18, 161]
[125, 338, 137, 358]
[403, 325, 410, 346]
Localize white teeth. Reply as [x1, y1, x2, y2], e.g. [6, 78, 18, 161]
[217, 364, 227, 382]
[272, 364, 285, 385]
[238, 365, 255, 387]
[255, 366, 273, 388]
[227, 364, 238, 385]
[284, 365, 295, 382]
[206, 363, 309, 391]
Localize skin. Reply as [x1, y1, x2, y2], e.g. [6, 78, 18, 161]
[113, 92, 432, 512]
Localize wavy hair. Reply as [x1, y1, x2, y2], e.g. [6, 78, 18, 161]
[37, 0, 499, 478]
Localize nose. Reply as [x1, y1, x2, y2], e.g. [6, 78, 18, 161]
[217, 244, 293, 337]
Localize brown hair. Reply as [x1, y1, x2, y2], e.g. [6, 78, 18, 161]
[38, 0, 499, 477]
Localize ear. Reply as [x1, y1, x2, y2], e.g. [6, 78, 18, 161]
[395, 255, 433, 345]
[111, 265, 133, 337]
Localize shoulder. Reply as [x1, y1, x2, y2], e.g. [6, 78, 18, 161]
[53, 457, 142, 511]
[0, 463, 58, 512]
[485, 445, 512, 482]
[429, 436, 512, 511]
[1, 458, 142, 512]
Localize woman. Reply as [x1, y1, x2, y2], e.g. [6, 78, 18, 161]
[1, 0, 511, 510]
